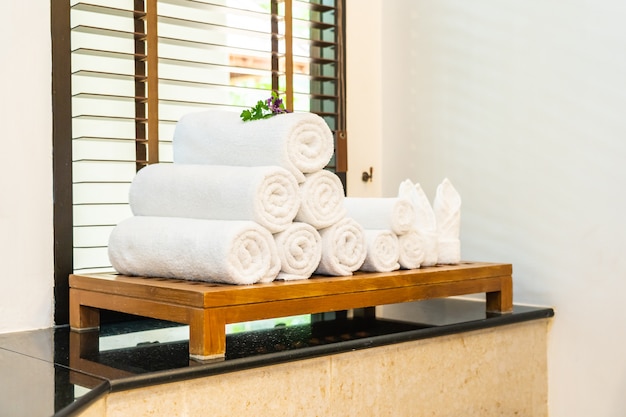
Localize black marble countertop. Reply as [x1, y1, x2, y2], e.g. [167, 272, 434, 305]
[0, 298, 553, 417]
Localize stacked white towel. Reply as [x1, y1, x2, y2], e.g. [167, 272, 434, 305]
[129, 164, 300, 233]
[108, 107, 448, 284]
[359, 229, 400, 273]
[398, 180, 439, 266]
[397, 229, 425, 270]
[343, 197, 416, 236]
[273, 222, 322, 281]
[433, 178, 462, 264]
[109, 217, 280, 285]
[315, 217, 366, 276]
[109, 109, 361, 283]
[295, 169, 346, 229]
[173, 110, 334, 183]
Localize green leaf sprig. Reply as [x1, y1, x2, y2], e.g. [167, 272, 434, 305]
[240, 92, 289, 122]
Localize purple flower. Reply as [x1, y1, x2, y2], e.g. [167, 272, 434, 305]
[241, 92, 290, 121]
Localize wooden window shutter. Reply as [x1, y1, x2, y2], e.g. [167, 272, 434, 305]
[52, 0, 346, 321]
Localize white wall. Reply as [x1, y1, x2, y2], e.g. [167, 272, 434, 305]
[0, 2, 54, 333]
[362, 1, 626, 416]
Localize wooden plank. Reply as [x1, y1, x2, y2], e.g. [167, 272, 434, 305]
[220, 276, 507, 324]
[70, 288, 200, 325]
[70, 262, 512, 309]
[69, 274, 209, 307]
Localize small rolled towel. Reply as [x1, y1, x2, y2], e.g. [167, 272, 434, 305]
[433, 178, 461, 264]
[397, 229, 425, 270]
[343, 197, 416, 236]
[398, 179, 438, 266]
[108, 217, 280, 285]
[295, 170, 346, 229]
[129, 164, 300, 234]
[359, 229, 400, 272]
[315, 217, 366, 276]
[173, 110, 334, 183]
[273, 222, 322, 281]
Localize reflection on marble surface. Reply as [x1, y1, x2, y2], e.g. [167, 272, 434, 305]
[0, 298, 553, 417]
[0, 347, 107, 417]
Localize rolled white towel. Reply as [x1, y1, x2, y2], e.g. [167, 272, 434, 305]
[359, 229, 400, 273]
[173, 110, 334, 183]
[398, 179, 439, 266]
[433, 178, 461, 264]
[273, 222, 322, 281]
[108, 217, 280, 285]
[315, 217, 366, 276]
[129, 164, 300, 234]
[295, 170, 346, 229]
[397, 229, 425, 270]
[343, 197, 416, 235]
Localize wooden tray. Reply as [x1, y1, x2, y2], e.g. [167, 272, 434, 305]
[69, 261, 512, 360]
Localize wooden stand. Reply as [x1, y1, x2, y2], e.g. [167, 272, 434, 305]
[69, 261, 512, 360]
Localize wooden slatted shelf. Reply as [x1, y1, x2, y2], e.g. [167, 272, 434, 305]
[69, 261, 513, 360]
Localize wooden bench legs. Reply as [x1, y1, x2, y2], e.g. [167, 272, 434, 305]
[486, 275, 513, 314]
[69, 289, 100, 332]
[188, 309, 227, 361]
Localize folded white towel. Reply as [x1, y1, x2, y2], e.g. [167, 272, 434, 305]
[295, 170, 346, 229]
[108, 217, 280, 285]
[273, 222, 322, 281]
[359, 229, 400, 272]
[398, 179, 439, 266]
[314, 217, 366, 276]
[129, 164, 300, 234]
[397, 229, 425, 270]
[343, 197, 416, 236]
[173, 110, 334, 183]
[433, 178, 461, 264]
[417, 230, 439, 267]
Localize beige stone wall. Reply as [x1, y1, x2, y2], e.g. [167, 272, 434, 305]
[78, 319, 549, 417]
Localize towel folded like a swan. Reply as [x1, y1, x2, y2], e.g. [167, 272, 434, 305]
[397, 229, 425, 270]
[359, 229, 400, 272]
[273, 222, 322, 281]
[295, 170, 346, 229]
[315, 217, 366, 276]
[108, 217, 280, 285]
[433, 178, 461, 264]
[398, 179, 439, 266]
[129, 164, 300, 234]
[343, 197, 416, 236]
[173, 110, 334, 183]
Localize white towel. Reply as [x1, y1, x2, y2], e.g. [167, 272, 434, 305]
[433, 178, 461, 264]
[273, 222, 322, 281]
[295, 170, 346, 229]
[343, 197, 416, 236]
[129, 164, 300, 234]
[397, 229, 425, 270]
[108, 217, 280, 285]
[398, 179, 439, 266]
[173, 110, 334, 183]
[359, 229, 400, 272]
[315, 217, 366, 276]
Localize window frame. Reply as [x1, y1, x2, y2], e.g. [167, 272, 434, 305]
[51, 0, 347, 325]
